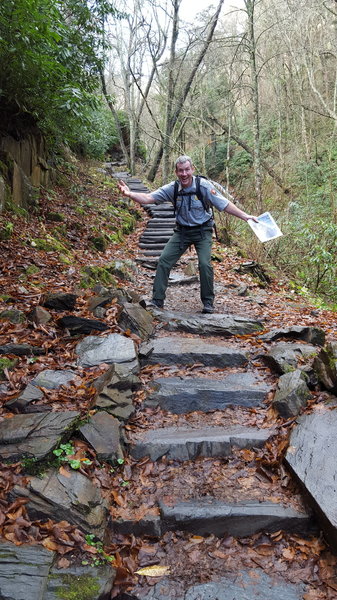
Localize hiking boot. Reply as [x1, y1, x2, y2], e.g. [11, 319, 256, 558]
[202, 302, 214, 314]
[147, 298, 164, 309]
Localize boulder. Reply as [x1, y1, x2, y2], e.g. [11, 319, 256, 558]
[285, 407, 337, 548]
[0, 309, 25, 323]
[273, 370, 311, 418]
[0, 411, 79, 462]
[5, 382, 44, 412]
[42, 292, 78, 311]
[313, 342, 337, 393]
[79, 411, 123, 461]
[27, 306, 52, 325]
[259, 326, 326, 346]
[93, 361, 140, 421]
[32, 369, 80, 389]
[11, 468, 108, 538]
[259, 342, 318, 374]
[57, 315, 108, 335]
[118, 302, 154, 339]
[0, 343, 45, 356]
[76, 334, 137, 367]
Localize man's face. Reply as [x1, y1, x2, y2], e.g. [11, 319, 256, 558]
[175, 161, 194, 188]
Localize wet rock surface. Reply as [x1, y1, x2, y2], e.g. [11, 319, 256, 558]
[139, 336, 248, 367]
[0, 411, 79, 461]
[285, 408, 337, 547]
[146, 373, 271, 413]
[11, 468, 108, 538]
[76, 333, 137, 367]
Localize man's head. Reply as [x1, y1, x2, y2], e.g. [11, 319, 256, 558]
[175, 155, 195, 188]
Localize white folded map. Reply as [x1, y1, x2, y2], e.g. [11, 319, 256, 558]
[247, 211, 283, 243]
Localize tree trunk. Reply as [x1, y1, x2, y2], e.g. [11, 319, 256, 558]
[147, 0, 225, 182]
[99, 68, 130, 168]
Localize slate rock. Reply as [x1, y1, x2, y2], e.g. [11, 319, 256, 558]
[0, 411, 79, 462]
[259, 325, 326, 346]
[146, 373, 270, 414]
[27, 306, 52, 325]
[0, 309, 25, 323]
[139, 336, 248, 368]
[92, 361, 140, 421]
[76, 333, 137, 367]
[152, 310, 264, 336]
[118, 302, 154, 339]
[110, 514, 162, 537]
[46, 563, 115, 600]
[0, 541, 54, 600]
[57, 315, 108, 335]
[273, 370, 312, 418]
[108, 259, 138, 281]
[0, 343, 45, 356]
[160, 499, 314, 537]
[285, 407, 337, 548]
[5, 382, 44, 412]
[32, 369, 80, 389]
[80, 411, 123, 461]
[184, 573, 304, 600]
[129, 425, 274, 461]
[12, 468, 108, 538]
[87, 294, 113, 312]
[142, 572, 305, 600]
[313, 342, 337, 393]
[259, 342, 318, 374]
[42, 292, 78, 311]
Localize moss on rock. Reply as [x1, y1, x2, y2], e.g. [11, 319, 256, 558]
[54, 574, 100, 600]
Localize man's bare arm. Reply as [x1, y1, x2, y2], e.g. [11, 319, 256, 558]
[224, 200, 258, 222]
[118, 180, 155, 206]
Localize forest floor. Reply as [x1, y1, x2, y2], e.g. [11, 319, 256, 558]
[0, 159, 337, 599]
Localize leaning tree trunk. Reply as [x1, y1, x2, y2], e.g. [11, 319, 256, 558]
[99, 68, 130, 168]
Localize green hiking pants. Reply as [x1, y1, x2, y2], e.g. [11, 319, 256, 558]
[152, 226, 214, 304]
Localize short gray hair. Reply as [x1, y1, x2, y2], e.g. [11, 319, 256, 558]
[175, 155, 193, 168]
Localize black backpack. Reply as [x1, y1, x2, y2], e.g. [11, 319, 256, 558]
[172, 175, 212, 217]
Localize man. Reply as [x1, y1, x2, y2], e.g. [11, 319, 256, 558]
[118, 155, 258, 313]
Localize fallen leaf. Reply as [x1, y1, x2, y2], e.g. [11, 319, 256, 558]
[135, 565, 170, 577]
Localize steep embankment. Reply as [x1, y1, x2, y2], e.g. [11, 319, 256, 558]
[0, 160, 336, 600]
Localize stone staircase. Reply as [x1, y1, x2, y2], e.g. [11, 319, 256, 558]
[112, 170, 175, 267]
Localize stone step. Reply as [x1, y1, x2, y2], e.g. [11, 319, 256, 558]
[139, 336, 248, 367]
[140, 250, 163, 256]
[148, 218, 176, 224]
[152, 310, 264, 336]
[141, 229, 174, 236]
[139, 243, 167, 250]
[148, 211, 175, 218]
[129, 425, 274, 461]
[145, 203, 172, 210]
[110, 500, 315, 539]
[145, 373, 270, 414]
[159, 499, 315, 538]
[139, 236, 171, 244]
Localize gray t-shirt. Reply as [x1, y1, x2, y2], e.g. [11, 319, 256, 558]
[151, 176, 229, 227]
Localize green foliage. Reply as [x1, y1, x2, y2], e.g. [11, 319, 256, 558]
[70, 103, 120, 159]
[0, 0, 119, 147]
[0, 221, 14, 240]
[53, 442, 92, 470]
[0, 358, 17, 380]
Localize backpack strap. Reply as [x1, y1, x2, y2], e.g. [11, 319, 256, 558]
[173, 175, 211, 215]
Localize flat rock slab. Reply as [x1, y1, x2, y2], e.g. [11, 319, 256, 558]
[0, 411, 79, 462]
[146, 373, 270, 414]
[76, 333, 137, 367]
[129, 425, 274, 461]
[141, 571, 305, 600]
[0, 541, 115, 600]
[79, 411, 123, 461]
[118, 302, 154, 340]
[5, 382, 44, 412]
[12, 468, 108, 538]
[152, 310, 264, 336]
[32, 369, 80, 389]
[139, 336, 248, 367]
[285, 407, 337, 548]
[160, 499, 314, 537]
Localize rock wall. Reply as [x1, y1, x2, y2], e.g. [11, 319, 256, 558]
[0, 132, 49, 212]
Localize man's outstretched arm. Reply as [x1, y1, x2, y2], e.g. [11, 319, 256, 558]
[224, 200, 258, 222]
[118, 180, 155, 206]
